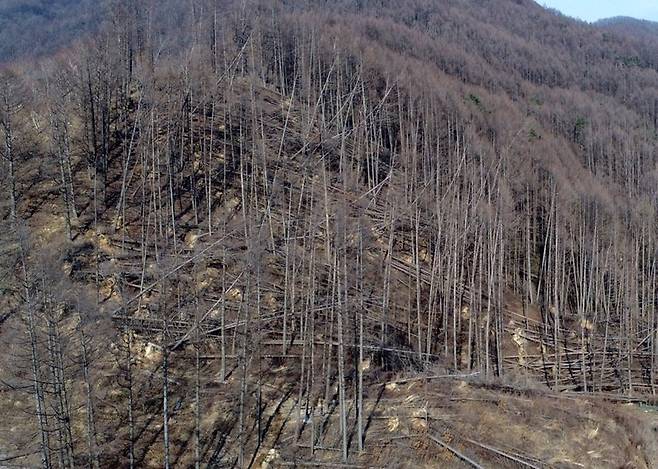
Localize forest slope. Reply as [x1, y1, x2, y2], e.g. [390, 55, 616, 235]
[2, 0, 658, 467]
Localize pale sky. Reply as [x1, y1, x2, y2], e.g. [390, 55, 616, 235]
[537, 0, 658, 22]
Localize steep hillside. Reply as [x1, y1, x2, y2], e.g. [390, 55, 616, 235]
[2, 0, 658, 467]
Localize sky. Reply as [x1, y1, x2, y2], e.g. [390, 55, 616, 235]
[537, 0, 658, 22]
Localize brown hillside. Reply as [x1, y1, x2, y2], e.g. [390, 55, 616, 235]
[2, 0, 658, 467]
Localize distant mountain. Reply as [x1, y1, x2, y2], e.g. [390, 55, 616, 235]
[0, 0, 102, 64]
[597, 16, 658, 28]
[595, 16, 658, 42]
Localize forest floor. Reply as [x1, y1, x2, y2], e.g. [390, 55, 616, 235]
[6, 318, 656, 468]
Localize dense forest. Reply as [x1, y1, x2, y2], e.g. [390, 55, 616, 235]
[3, 0, 658, 467]
[0, 0, 101, 63]
[597, 17, 658, 40]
